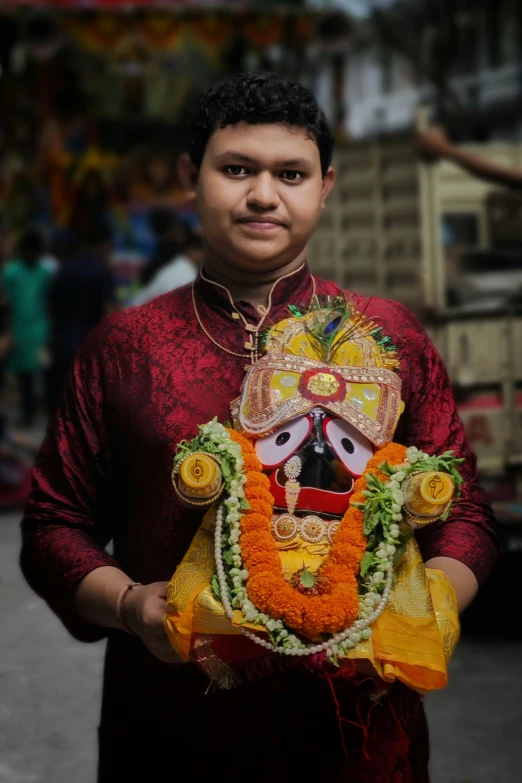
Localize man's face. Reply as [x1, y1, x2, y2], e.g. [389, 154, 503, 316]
[195, 122, 335, 274]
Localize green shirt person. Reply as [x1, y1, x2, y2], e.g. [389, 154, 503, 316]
[2, 229, 52, 424]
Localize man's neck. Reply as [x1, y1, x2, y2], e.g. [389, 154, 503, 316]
[202, 251, 307, 307]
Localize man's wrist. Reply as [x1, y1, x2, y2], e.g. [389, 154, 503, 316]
[116, 583, 142, 635]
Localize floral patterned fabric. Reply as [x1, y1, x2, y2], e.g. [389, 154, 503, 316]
[20, 264, 498, 782]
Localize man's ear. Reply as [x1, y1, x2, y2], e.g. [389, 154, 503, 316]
[177, 152, 199, 200]
[321, 166, 336, 207]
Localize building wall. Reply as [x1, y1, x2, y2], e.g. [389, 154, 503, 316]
[344, 3, 522, 139]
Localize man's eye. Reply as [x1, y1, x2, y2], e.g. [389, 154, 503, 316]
[225, 165, 247, 176]
[280, 170, 303, 182]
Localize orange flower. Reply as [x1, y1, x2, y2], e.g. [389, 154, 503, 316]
[240, 514, 270, 534]
[246, 498, 273, 518]
[241, 529, 273, 548]
[353, 477, 367, 493]
[321, 563, 350, 583]
[245, 471, 271, 489]
[280, 599, 305, 628]
[238, 512, 269, 531]
[242, 455, 262, 472]
[222, 434, 407, 637]
[247, 572, 281, 605]
[227, 428, 257, 456]
[243, 549, 281, 571]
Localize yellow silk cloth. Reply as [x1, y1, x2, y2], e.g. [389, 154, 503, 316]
[164, 512, 460, 693]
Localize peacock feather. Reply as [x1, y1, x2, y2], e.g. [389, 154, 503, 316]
[261, 294, 400, 370]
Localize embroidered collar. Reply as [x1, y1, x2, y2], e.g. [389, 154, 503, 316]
[195, 262, 314, 326]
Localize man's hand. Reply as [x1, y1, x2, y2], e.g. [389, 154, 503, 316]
[124, 581, 183, 664]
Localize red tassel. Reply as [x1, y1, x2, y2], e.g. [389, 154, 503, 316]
[322, 661, 389, 761]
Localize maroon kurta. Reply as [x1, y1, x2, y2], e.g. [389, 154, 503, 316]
[21, 265, 498, 782]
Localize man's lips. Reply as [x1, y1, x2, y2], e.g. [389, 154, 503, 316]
[237, 217, 286, 231]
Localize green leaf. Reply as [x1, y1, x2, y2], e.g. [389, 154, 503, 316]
[365, 473, 380, 490]
[223, 549, 234, 565]
[300, 569, 315, 588]
[392, 543, 406, 567]
[239, 498, 251, 510]
[377, 461, 393, 475]
[211, 574, 222, 601]
[221, 459, 231, 478]
[363, 510, 382, 536]
[360, 550, 374, 577]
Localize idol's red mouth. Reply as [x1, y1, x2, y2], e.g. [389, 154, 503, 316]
[269, 470, 354, 519]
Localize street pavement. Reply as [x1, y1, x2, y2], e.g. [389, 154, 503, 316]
[1, 511, 521, 783]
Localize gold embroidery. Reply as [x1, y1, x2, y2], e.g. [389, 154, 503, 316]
[165, 510, 216, 611]
[307, 372, 340, 397]
[386, 538, 435, 617]
[235, 352, 403, 446]
[427, 570, 460, 662]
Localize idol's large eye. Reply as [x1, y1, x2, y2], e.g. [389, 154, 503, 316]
[255, 415, 312, 469]
[324, 417, 373, 477]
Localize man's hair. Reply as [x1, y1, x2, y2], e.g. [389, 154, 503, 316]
[189, 72, 334, 177]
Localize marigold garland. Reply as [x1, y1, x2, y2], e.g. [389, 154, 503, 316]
[226, 429, 407, 638]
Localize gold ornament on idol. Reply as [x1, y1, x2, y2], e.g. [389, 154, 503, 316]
[172, 451, 225, 507]
[283, 455, 302, 516]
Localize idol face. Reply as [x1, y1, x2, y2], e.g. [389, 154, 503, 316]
[195, 122, 335, 275]
[255, 410, 374, 519]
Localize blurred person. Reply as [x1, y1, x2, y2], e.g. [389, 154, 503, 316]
[2, 229, 52, 427]
[20, 74, 497, 782]
[132, 224, 202, 306]
[0, 275, 12, 389]
[67, 167, 113, 243]
[140, 207, 187, 285]
[47, 225, 118, 411]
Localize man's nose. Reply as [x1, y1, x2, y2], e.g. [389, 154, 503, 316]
[247, 172, 280, 209]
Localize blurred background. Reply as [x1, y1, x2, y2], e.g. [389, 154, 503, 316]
[0, 1, 521, 781]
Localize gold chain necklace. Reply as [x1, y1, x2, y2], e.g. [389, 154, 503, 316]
[192, 274, 317, 365]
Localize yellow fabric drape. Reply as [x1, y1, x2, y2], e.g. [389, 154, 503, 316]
[164, 510, 459, 691]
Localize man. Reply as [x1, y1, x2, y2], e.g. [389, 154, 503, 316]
[21, 73, 497, 782]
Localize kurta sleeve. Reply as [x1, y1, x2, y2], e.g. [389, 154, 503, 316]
[393, 304, 499, 586]
[20, 332, 121, 641]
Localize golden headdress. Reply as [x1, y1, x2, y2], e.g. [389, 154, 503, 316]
[234, 296, 404, 447]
